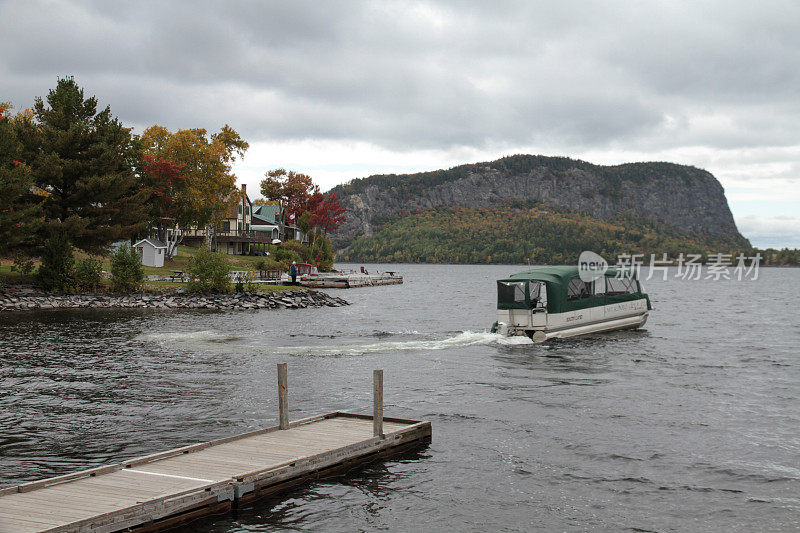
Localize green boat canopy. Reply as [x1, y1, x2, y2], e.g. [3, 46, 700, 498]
[497, 265, 651, 314]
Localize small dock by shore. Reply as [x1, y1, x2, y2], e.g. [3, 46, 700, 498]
[0, 366, 431, 532]
[300, 271, 403, 289]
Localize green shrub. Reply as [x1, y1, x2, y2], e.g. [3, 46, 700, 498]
[11, 254, 35, 275]
[275, 246, 302, 267]
[186, 246, 231, 293]
[110, 244, 144, 292]
[75, 257, 103, 291]
[255, 258, 282, 272]
[37, 232, 75, 292]
[282, 240, 309, 261]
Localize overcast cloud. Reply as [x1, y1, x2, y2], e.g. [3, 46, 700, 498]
[2, 0, 799, 246]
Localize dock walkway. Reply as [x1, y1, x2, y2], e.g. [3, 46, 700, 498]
[0, 367, 431, 532]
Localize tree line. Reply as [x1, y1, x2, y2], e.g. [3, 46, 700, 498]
[338, 204, 797, 265]
[1, 77, 251, 258]
[1, 77, 345, 290]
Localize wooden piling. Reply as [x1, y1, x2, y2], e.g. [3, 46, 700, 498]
[373, 369, 384, 438]
[277, 362, 288, 429]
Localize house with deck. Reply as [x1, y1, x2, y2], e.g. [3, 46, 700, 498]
[165, 185, 310, 256]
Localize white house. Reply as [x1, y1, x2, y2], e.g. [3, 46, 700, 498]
[134, 238, 167, 268]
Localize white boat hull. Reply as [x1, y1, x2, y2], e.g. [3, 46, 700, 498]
[543, 311, 648, 339]
[497, 298, 649, 341]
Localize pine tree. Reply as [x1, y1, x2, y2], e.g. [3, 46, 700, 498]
[37, 230, 75, 292]
[19, 77, 150, 254]
[0, 102, 41, 254]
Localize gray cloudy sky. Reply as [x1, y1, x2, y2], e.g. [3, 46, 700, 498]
[2, 0, 799, 247]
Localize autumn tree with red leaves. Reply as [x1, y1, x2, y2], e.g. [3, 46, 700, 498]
[259, 169, 346, 233]
[312, 192, 346, 234]
[138, 155, 186, 258]
[140, 124, 248, 255]
[260, 169, 318, 222]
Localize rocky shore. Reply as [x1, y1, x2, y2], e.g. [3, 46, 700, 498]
[0, 287, 348, 312]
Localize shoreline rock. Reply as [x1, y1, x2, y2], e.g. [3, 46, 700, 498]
[0, 287, 349, 312]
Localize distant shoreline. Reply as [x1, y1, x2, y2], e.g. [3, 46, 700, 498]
[336, 261, 799, 268]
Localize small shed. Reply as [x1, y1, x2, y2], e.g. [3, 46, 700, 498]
[134, 238, 167, 268]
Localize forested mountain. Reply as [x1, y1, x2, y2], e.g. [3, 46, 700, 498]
[329, 155, 749, 258]
[331, 155, 746, 248]
[337, 204, 748, 264]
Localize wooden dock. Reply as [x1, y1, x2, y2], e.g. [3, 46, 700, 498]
[298, 272, 404, 289]
[0, 367, 431, 533]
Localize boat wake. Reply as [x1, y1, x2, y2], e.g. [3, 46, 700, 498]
[134, 330, 533, 355]
[134, 330, 242, 344]
[270, 331, 533, 356]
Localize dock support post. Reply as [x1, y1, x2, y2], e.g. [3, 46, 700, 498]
[278, 362, 289, 429]
[373, 369, 383, 438]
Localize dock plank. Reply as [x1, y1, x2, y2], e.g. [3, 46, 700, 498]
[0, 413, 431, 533]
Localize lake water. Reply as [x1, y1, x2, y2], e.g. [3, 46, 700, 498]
[1, 264, 798, 532]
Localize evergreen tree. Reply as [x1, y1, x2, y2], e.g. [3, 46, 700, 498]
[110, 244, 144, 292]
[37, 231, 75, 292]
[19, 77, 149, 254]
[0, 102, 41, 254]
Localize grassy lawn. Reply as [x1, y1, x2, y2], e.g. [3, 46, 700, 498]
[93, 245, 265, 276]
[1, 245, 297, 292]
[0, 264, 37, 285]
[0, 245, 266, 274]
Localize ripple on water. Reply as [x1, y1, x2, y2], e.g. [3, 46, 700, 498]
[1, 266, 799, 532]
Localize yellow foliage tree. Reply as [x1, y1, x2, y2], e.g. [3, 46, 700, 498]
[140, 124, 248, 231]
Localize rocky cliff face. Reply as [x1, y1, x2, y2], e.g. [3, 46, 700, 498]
[330, 155, 748, 248]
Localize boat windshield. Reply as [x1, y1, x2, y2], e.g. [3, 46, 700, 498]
[498, 280, 548, 310]
[497, 281, 527, 309]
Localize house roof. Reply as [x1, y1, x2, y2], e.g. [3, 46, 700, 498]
[254, 205, 282, 223]
[252, 223, 279, 232]
[134, 237, 167, 249]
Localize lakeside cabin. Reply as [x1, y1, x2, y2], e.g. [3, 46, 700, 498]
[180, 185, 310, 255]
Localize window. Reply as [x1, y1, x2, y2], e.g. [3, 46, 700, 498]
[222, 221, 231, 232]
[246, 206, 250, 215]
[567, 278, 593, 300]
[530, 281, 547, 309]
[594, 277, 606, 296]
[498, 281, 526, 307]
[237, 221, 242, 231]
[238, 205, 242, 214]
[606, 277, 638, 295]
